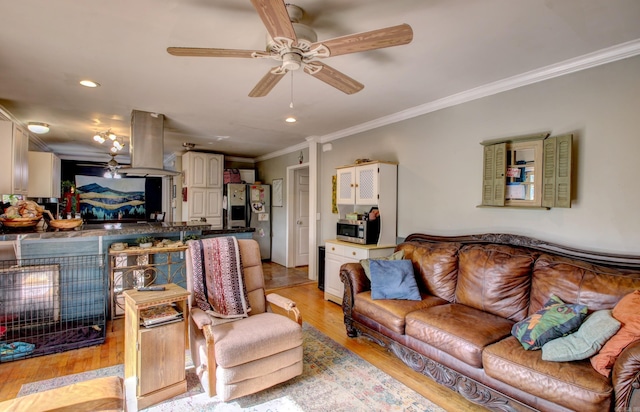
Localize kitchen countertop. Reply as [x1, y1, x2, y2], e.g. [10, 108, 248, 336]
[202, 227, 255, 235]
[0, 221, 213, 241]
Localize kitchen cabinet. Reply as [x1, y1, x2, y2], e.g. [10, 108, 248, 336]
[480, 133, 572, 208]
[0, 120, 29, 196]
[181, 152, 223, 228]
[185, 151, 223, 188]
[187, 187, 222, 221]
[28, 151, 61, 198]
[123, 284, 189, 410]
[324, 240, 395, 305]
[336, 161, 397, 245]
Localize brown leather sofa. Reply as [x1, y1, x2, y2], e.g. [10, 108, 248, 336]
[340, 233, 640, 412]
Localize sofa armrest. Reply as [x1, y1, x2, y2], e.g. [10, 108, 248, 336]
[340, 262, 370, 295]
[340, 263, 370, 338]
[267, 293, 302, 325]
[613, 340, 640, 411]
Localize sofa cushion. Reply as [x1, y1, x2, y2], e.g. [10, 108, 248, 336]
[360, 249, 404, 280]
[591, 290, 640, 377]
[370, 259, 421, 300]
[529, 254, 640, 316]
[354, 291, 447, 335]
[484, 336, 612, 412]
[542, 309, 620, 362]
[397, 241, 460, 302]
[512, 294, 587, 350]
[456, 244, 535, 322]
[406, 303, 514, 368]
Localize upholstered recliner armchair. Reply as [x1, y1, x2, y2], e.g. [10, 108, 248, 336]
[186, 238, 303, 401]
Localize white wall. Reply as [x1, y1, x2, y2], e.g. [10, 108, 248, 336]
[257, 149, 309, 266]
[318, 56, 640, 254]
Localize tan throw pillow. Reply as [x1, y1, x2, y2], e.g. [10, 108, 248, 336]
[590, 290, 640, 377]
[541, 310, 620, 362]
[360, 250, 405, 280]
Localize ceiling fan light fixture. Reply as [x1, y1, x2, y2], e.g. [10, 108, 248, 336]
[27, 122, 50, 134]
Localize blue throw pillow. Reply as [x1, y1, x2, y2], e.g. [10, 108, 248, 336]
[370, 259, 421, 301]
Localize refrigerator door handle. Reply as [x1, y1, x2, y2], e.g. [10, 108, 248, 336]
[245, 186, 251, 227]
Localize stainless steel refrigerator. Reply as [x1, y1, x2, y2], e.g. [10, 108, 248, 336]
[225, 183, 271, 259]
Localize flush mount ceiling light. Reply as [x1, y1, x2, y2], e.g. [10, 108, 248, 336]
[285, 116, 297, 123]
[80, 79, 100, 88]
[27, 122, 50, 134]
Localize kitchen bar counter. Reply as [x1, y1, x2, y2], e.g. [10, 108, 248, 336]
[2, 222, 257, 260]
[0, 221, 212, 241]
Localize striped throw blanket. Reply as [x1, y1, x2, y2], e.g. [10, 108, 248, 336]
[188, 237, 251, 323]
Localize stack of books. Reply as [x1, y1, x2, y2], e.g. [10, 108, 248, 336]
[139, 304, 183, 328]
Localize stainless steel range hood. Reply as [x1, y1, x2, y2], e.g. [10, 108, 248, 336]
[121, 110, 180, 177]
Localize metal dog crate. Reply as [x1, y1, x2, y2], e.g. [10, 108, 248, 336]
[0, 254, 106, 362]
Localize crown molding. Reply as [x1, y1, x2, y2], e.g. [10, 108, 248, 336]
[255, 140, 309, 162]
[319, 39, 640, 144]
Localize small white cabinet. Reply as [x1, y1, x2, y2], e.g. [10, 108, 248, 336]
[181, 152, 224, 228]
[336, 161, 397, 246]
[0, 120, 29, 196]
[28, 151, 61, 198]
[324, 240, 396, 305]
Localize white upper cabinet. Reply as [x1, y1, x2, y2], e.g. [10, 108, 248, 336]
[184, 152, 223, 188]
[0, 120, 29, 196]
[28, 151, 61, 198]
[336, 163, 381, 205]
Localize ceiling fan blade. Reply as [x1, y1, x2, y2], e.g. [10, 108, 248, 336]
[249, 67, 286, 97]
[167, 47, 259, 58]
[304, 63, 364, 95]
[312, 23, 413, 57]
[250, 0, 297, 41]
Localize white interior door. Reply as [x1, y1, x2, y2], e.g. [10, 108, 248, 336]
[294, 168, 309, 267]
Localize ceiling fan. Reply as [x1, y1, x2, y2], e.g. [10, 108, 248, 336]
[167, 0, 413, 97]
[77, 153, 129, 176]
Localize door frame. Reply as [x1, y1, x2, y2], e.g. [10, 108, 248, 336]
[285, 163, 309, 268]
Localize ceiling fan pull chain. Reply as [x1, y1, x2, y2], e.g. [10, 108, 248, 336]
[290, 70, 294, 109]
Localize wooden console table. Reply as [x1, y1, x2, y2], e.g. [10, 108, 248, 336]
[109, 244, 188, 322]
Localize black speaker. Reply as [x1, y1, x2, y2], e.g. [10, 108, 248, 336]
[318, 246, 325, 291]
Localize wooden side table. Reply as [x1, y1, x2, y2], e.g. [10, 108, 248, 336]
[123, 284, 190, 410]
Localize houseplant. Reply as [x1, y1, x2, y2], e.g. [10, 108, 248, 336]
[136, 236, 155, 248]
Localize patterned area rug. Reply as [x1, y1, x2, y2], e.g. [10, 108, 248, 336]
[19, 323, 444, 411]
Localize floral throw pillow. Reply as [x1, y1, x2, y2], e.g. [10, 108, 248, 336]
[512, 294, 587, 350]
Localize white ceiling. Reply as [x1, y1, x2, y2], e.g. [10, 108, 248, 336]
[1, 0, 639, 164]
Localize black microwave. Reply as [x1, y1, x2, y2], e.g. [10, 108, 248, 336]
[336, 219, 380, 244]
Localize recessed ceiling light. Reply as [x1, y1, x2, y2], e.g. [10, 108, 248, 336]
[27, 122, 50, 134]
[285, 116, 297, 123]
[80, 80, 100, 88]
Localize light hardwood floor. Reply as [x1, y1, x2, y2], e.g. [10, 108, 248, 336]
[0, 264, 485, 411]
